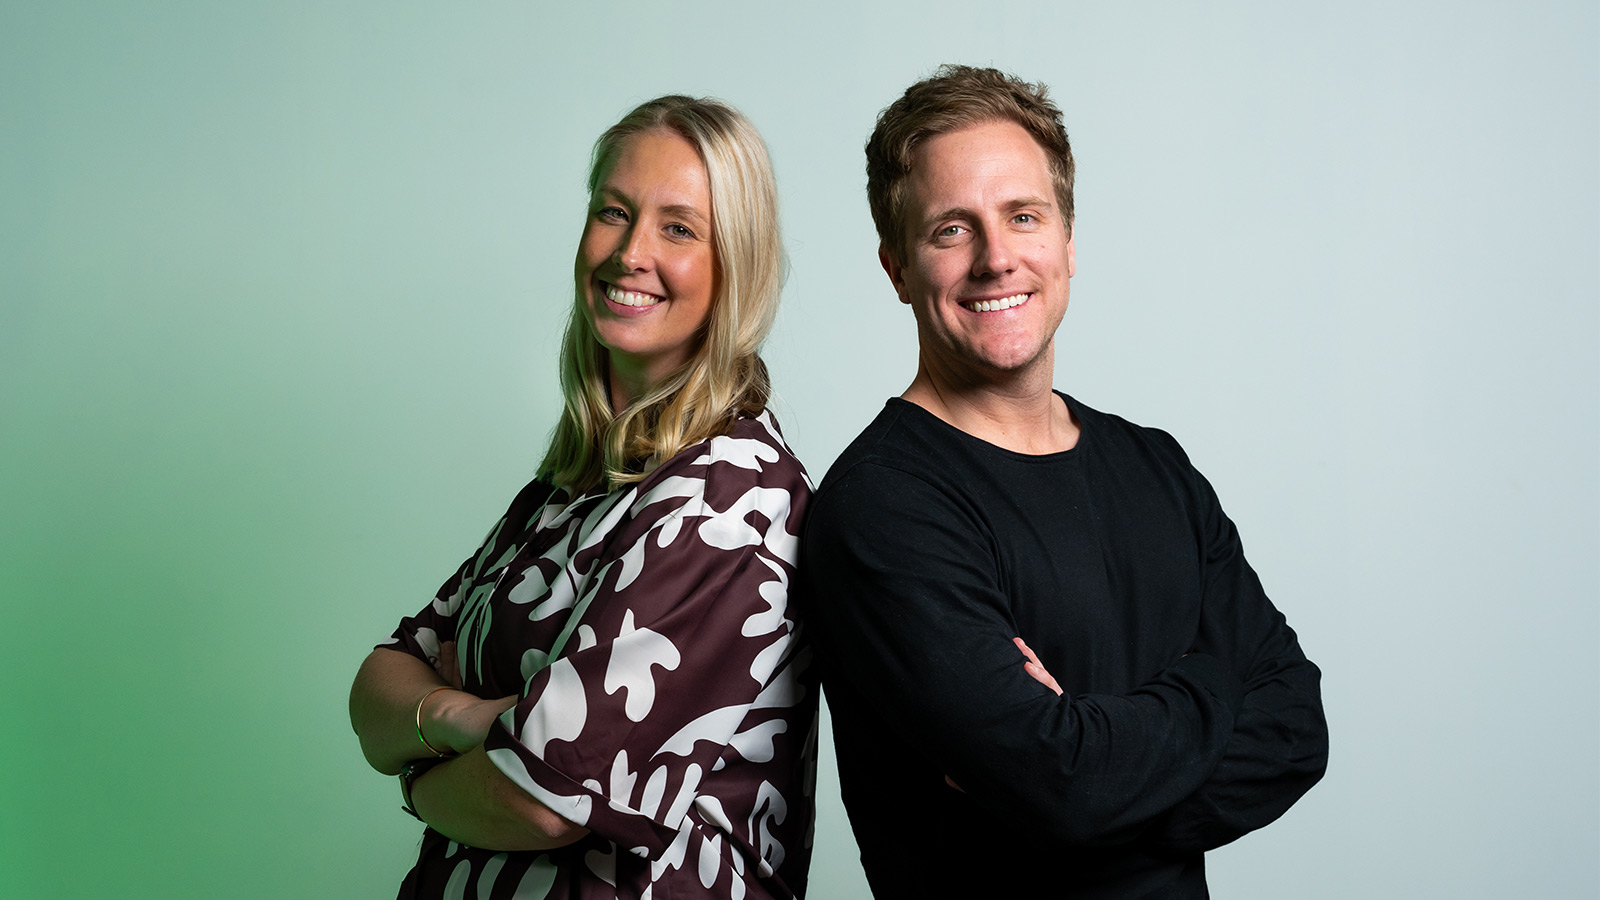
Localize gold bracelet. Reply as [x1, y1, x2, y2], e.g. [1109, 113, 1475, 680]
[414, 685, 456, 758]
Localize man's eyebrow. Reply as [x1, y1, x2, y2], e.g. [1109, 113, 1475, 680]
[1003, 196, 1055, 213]
[922, 197, 1056, 228]
[925, 206, 976, 227]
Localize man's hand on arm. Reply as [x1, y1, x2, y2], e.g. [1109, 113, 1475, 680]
[807, 464, 1246, 847]
[946, 638, 1064, 793]
[1015, 637, 1063, 696]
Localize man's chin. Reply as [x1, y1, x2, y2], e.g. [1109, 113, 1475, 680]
[956, 343, 1053, 381]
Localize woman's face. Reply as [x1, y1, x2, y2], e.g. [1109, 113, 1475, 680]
[576, 128, 717, 398]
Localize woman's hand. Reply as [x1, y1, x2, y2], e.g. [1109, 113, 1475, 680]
[410, 746, 590, 851]
[351, 647, 512, 774]
[422, 689, 519, 757]
[416, 640, 517, 756]
[434, 640, 465, 690]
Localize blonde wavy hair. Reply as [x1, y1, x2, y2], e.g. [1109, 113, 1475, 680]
[539, 96, 785, 495]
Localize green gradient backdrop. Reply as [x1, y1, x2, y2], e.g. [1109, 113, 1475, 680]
[3, 3, 1596, 898]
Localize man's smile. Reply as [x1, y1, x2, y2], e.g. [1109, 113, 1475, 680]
[960, 292, 1031, 313]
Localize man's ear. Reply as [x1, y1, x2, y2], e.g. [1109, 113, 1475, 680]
[879, 243, 911, 304]
[1066, 221, 1077, 279]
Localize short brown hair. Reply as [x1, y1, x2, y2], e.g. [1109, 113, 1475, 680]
[866, 65, 1075, 263]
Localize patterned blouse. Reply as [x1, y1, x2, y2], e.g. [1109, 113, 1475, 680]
[381, 412, 816, 899]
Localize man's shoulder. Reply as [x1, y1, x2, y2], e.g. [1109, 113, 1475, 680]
[1066, 392, 1191, 467]
[813, 399, 965, 500]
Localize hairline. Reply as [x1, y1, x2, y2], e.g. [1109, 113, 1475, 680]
[890, 114, 1068, 258]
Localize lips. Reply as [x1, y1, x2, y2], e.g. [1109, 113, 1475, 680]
[960, 292, 1031, 313]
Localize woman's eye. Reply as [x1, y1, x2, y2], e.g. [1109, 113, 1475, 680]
[667, 223, 694, 239]
[597, 206, 627, 222]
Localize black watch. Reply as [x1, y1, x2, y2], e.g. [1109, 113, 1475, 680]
[398, 757, 448, 820]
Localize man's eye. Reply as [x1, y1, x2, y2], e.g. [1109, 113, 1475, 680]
[597, 206, 627, 222]
[938, 225, 965, 238]
[1014, 213, 1035, 224]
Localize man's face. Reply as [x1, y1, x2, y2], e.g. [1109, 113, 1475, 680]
[883, 119, 1076, 386]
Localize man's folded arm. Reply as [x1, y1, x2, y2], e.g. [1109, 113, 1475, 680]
[805, 462, 1246, 846]
[1145, 464, 1329, 851]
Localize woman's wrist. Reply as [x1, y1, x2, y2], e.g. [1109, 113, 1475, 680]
[414, 686, 458, 758]
[422, 689, 518, 756]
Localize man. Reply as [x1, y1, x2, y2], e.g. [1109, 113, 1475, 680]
[802, 65, 1328, 898]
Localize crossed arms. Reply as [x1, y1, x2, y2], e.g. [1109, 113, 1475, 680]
[348, 643, 588, 851]
[804, 458, 1328, 849]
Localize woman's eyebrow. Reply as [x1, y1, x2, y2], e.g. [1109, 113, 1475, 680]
[659, 203, 709, 227]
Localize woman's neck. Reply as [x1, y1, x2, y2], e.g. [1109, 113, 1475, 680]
[607, 359, 654, 412]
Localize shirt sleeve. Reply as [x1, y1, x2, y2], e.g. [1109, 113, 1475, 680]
[378, 479, 553, 673]
[1145, 456, 1329, 851]
[805, 460, 1246, 847]
[481, 437, 812, 867]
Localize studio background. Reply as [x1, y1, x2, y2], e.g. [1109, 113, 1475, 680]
[2, 2, 1595, 897]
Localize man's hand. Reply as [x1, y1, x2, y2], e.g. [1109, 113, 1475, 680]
[945, 637, 1065, 793]
[1015, 637, 1063, 696]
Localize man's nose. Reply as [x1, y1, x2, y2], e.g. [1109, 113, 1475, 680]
[972, 229, 1016, 278]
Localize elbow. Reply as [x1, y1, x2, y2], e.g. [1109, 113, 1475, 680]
[1304, 712, 1331, 788]
[357, 734, 405, 777]
[1292, 687, 1332, 787]
[348, 669, 405, 776]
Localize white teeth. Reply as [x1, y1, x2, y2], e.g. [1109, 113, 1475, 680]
[605, 284, 662, 307]
[969, 293, 1029, 312]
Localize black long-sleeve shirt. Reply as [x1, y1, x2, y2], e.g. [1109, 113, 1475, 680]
[802, 394, 1327, 899]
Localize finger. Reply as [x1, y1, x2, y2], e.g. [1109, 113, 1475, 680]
[1013, 636, 1031, 662]
[437, 641, 463, 689]
[1014, 636, 1042, 667]
[1024, 661, 1064, 696]
[945, 774, 965, 793]
[1011, 637, 1049, 679]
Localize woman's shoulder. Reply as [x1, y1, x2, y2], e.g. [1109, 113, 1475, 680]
[615, 411, 809, 569]
[648, 409, 813, 495]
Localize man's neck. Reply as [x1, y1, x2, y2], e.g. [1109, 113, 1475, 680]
[900, 356, 1080, 456]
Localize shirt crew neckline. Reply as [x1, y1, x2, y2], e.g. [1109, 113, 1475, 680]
[884, 390, 1087, 463]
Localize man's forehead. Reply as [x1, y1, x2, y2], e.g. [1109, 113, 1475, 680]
[905, 121, 1056, 209]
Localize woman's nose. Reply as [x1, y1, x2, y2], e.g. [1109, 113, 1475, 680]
[615, 226, 650, 272]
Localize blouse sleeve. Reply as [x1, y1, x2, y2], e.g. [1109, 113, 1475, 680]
[481, 430, 813, 864]
[379, 478, 555, 673]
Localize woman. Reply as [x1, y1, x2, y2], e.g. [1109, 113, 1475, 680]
[350, 96, 815, 899]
